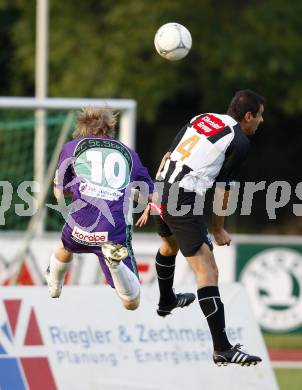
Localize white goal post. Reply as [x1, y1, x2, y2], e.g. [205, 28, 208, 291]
[0, 97, 137, 147]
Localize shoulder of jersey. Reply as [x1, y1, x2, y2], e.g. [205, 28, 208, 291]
[62, 138, 78, 152]
[186, 113, 237, 145]
[189, 113, 237, 128]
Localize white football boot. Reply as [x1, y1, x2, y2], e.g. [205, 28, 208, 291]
[101, 241, 128, 267]
[45, 265, 63, 298]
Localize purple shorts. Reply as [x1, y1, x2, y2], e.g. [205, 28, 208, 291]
[61, 223, 138, 288]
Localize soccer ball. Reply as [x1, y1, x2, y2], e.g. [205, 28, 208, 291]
[154, 23, 192, 61]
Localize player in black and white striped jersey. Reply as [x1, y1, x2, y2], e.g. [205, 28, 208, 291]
[137, 90, 264, 366]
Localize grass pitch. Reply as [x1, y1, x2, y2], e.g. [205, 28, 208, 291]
[275, 369, 302, 390]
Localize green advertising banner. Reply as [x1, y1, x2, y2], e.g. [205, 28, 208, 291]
[236, 243, 302, 333]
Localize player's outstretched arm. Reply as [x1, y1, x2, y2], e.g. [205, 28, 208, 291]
[155, 152, 171, 179]
[134, 193, 158, 228]
[135, 203, 151, 227]
[212, 186, 232, 246]
[136, 150, 172, 227]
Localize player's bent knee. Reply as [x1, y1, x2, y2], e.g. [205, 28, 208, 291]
[160, 246, 176, 257]
[160, 236, 178, 256]
[55, 244, 73, 262]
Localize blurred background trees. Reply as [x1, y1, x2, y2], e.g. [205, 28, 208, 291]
[0, 0, 301, 233]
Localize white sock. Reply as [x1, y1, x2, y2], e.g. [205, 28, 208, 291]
[49, 254, 72, 283]
[109, 262, 140, 301]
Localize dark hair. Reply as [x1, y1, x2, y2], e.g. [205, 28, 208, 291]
[227, 89, 265, 121]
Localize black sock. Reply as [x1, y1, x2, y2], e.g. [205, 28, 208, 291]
[156, 251, 176, 306]
[197, 286, 232, 352]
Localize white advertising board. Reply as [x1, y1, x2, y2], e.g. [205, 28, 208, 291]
[0, 284, 278, 390]
[0, 233, 234, 286]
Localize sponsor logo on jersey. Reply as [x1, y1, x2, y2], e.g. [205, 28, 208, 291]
[193, 114, 225, 137]
[240, 248, 302, 332]
[79, 181, 123, 201]
[72, 226, 108, 246]
[0, 299, 57, 389]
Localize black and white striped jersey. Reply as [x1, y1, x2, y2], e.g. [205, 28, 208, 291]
[159, 113, 250, 199]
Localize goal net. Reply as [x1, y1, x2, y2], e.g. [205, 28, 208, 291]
[0, 111, 71, 230]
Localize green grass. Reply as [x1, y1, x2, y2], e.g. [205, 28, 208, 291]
[263, 333, 302, 389]
[274, 369, 302, 390]
[263, 333, 302, 349]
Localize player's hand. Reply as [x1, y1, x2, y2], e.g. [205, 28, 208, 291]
[135, 204, 151, 227]
[213, 228, 232, 246]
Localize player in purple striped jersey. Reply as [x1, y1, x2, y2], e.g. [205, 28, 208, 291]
[46, 106, 154, 310]
[137, 90, 265, 365]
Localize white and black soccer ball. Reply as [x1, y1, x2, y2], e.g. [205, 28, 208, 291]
[154, 23, 192, 61]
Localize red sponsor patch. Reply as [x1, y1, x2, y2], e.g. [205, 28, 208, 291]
[193, 114, 225, 136]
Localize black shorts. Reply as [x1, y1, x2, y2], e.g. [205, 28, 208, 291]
[153, 213, 213, 257]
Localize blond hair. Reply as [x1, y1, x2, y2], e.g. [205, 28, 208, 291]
[73, 106, 118, 139]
